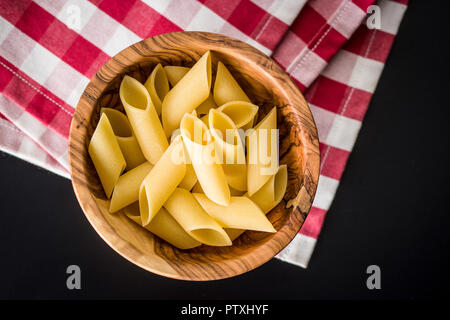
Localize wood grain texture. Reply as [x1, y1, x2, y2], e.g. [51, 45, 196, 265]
[69, 32, 320, 280]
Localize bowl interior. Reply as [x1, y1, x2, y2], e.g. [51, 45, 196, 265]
[69, 32, 320, 280]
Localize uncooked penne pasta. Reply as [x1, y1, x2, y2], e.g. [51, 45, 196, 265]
[218, 101, 258, 130]
[247, 107, 279, 196]
[109, 162, 153, 213]
[196, 93, 217, 116]
[164, 66, 190, 87]
[248, 164, 287, 213]
[100, 108, 146, 171]
[225, 228, 246, 241]
[193, 193, 275, 233]
[180, 113, 230, 206]
[209, 109, 247, 191]
[126, 204, 201, 250]
[88, 113, 126, 198]
[120, 75, 168, 164]
[144, 63, 169, 116]
[213, 61, 250, 106]
[162, 51, 212, 137]
[170, 131, 197, 191]
[139, 136, 186, 225]
[164, 188, 232, 246]
[201, 100, 258, 130]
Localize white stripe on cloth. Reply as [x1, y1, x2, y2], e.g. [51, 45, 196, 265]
[0, 117, 69, 178]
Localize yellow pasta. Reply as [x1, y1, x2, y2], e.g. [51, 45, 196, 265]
[170, 131, 197, 191]
[164, 188, 232, 246]
[196, 93, 217, 116]
[163, 65, 216, 117]
[209, 109, 247, 191]
[164, 66, 190, 86]
[100, 108, 146, 170]
[180, 113, 230, 206]
[90, 57, 288, 249]
[139, 136, 186, 225]
[126, 204, 201, 250]
[248, 164, 287, 213]
[213, 61, 250, 106]
[162, 51, 212, 137]
[120, 75, 168, 164]
[218, 101, 258, 129]
[193, 193, 275, 233]
[247, 107, 278, 196]
[224, 228, 246, 241]
[144, 63, 169, 116]
[109, 162, 153, 213]
[88, 113, 126, 198]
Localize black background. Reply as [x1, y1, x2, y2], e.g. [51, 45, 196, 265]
[1, 1, 449, 300]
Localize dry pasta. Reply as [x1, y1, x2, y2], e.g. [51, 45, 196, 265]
[88, 113, 126, 198]
[162, 51, 212, 137]
[213, 61, 250, 106]
[120, 75, 168, 164]
[100, 108, 146, 170]
[144, 63, 169, 116]
[164, 188, 232, 246]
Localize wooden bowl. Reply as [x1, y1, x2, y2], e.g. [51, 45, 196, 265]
[69, 32, 320, 280]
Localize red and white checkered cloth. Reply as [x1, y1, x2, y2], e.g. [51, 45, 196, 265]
[0, 0, 408, 268]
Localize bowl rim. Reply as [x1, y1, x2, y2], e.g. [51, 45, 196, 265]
[68, 31, 320, 280]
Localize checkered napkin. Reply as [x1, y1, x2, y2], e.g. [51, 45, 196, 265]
[0, 0, 408, 268]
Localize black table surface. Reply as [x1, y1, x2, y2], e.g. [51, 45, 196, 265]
[1, 1, 449, 300]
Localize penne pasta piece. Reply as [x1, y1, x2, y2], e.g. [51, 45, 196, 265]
[225, 228, 246, 241]
[164, 66, 190, 87]
[201, 100, 258, 130]
[213, 61, 250, 106]
[88, 113, 126, 198]
[126, 204, 201, 250]
[144, 63, 170, 116]
[120, 75, 168, 164]
[100, 108, 146, 170]
[196, 93, 217, 116]
[223, 166, 287, 241]
[248, 165, 287, 213]
[162, 51, 212, 137]
[139, 136, 186, 225]
[247, 107, 279, 196]
[170, 131, 197, 191]
[193, 193, 276, 233]
[218, 101, 259, 130]
[164, 188, 232, 246]
[180, 113, 230, 206]
[209, 109, 247, 191]
[109, 162, 153, 213]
